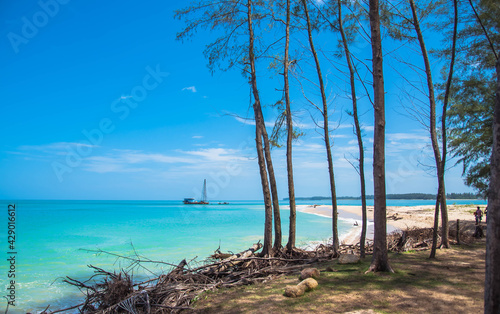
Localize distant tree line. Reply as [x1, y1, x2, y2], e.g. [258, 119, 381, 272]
[285, 192, 481, 201]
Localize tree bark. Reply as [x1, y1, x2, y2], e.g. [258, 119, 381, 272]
[429, 196, 440, 258]
[408, 0, 448, 255]
[302, 0, 339, 254]
[485, 56, 500, 314]
[368, 0, 392, 272]
[439, 178, 449, 248]
[259, 112, 282, 250]
[338, 0, 367, 258]
[284, 0, 296, 252]
[246, 0, 273, 257]
[439, 0, 459, 249]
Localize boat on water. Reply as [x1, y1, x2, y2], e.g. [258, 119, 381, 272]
[183, 179, 209, 205]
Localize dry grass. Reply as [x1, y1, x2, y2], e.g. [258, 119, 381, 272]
[190, 240, 486, 313]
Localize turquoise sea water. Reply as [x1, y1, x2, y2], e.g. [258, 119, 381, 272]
[0, 199, 486, 312]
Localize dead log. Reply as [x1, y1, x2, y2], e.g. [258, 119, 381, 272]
[210, 243, 263, 273]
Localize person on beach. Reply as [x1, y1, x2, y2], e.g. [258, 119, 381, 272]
[474, 207, 483, 225]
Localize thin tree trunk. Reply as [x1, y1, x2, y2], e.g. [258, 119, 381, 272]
[439, 0, 459, 249]
[284, 0, 296, 252]
[302, 0, 339, 254]
[260, 113, 282, 250]
[439, 178, 448, 248]
[368, 0, 392, 272]
[485, 56, 500, 314]
[247, 0, 273, 257]
[429, 195, 440, 258]
[409, 0, 446, 256]
[338, 0, 367, 258]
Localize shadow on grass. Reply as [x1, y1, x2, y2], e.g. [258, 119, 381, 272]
[192, 242, 485, 314]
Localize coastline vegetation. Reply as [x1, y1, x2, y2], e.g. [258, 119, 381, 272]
[285, 192, 482, 201]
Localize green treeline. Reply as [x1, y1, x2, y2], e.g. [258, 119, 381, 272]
[285, 192, 481, 201]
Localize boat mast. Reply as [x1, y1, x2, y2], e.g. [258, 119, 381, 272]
[202, 179, 207, 203]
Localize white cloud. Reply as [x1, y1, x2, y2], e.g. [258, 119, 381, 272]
[386, 132, 428, 142]
[182, 86, 197, 93]
[184, 148, 246, 162]
[19, 142, 97, 152]
[362, 125, 374, 132]
[297, 161, 327, 169]
[82, 147, 251, 174]
[82, 150, 200, 173]
[84, 161, 148, 174]
[233, 116, 274, 128]
[234, 116, 255, 126]
[294, 143, 325, 152]
[385, 132, 430, 155]
[192, 135, 204, 139]
[330, 134, 350, 139]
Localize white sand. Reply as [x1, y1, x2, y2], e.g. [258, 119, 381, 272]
[297, 203, 485, 245]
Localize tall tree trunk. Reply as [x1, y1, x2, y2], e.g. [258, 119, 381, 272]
[260, 112, 282, 250]
[284, 0, 296, 252]
[409, 0, 447, 256]
[439, 180, 448, 248]
[438, 0, 459, 250]
[485, 57, 500, 314]
[247, 0, 273, 257]
[246, 2, 281, 251]
[302, 0, 339, 254]
[429, 196, 440, 258]
[338, 0, 367, 258]
[368, 0, 392, 272]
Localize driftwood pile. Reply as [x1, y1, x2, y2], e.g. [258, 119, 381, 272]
[387, 228, 436, 252]
[386, 222, 483, 252]
[51, 243, 335, 313]
[48, 226, 483, 313]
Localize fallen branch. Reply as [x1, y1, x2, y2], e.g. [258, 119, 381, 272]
[58, 228, 457, 313]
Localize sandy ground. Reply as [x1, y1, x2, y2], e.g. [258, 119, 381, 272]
[297, 203, 487, 245]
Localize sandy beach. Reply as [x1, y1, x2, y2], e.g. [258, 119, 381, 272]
[297, 203, 487, 245]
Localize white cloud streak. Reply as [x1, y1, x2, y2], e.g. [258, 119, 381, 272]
[182, 86, 197, 93]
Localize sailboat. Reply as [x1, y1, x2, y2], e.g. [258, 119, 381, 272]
[183, 179, 209, 205]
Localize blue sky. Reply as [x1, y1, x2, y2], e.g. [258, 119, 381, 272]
[0, 0, 475, 200]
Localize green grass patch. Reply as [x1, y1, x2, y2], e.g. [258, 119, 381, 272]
[192, 242, 486, 313]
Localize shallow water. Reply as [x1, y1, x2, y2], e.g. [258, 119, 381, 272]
[0, 200, 352, 312]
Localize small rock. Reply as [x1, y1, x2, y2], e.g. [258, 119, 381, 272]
[338, 254, 360, 264]
[284, 284, 306, 298]
[299, 267, 320, 280]
[298, 278, 318, 292]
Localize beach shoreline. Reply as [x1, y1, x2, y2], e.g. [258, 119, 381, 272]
[297, 203, 486, 246]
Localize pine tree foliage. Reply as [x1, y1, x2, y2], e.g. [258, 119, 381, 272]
[442, 0, 500, 195]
